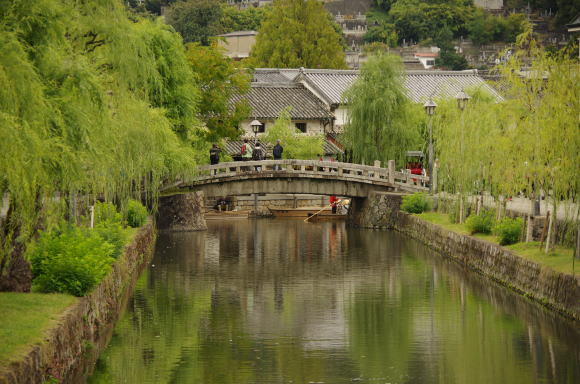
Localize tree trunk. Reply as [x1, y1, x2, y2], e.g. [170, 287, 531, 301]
[459, 195, 465, 224]
[0, 200, 32, 292]
[526, 197, 535, 242]
[545, 207, 554, 254]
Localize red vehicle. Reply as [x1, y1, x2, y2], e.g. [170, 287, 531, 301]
[406, 151, 425, 176]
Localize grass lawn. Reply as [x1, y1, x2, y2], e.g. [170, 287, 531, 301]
[0, 293, 77, 366]
[416, 212, 577, 275]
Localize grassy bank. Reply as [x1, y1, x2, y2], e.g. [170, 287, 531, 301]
[416, 212, 576, 275]
[0, 293, 77, 365]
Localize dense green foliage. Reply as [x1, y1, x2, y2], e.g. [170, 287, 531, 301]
[401, 193, 431, 214]
[0, 0, 204, 286]
[250, 0, 346, 69]
[29, 226, 116, 296]
[493, 218, 523, 246]
[185, 43, 250, 140]
[342, 54, 421, 166]
[433, 33, 579, 250]
[465, 210, 495, 235]
[165, 1, 267, 44]
[261, 109, 324, 159]
[468, 10, 527, 45]
[166, 0, 223, 45]
[126, 200, 149, 228]
[365, 0, 527, 50]
[434, 25, 469, 70]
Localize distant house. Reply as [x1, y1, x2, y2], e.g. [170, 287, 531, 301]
[474, 0, 503, 11]
[250, 68, 502, 130]
[227, 67, 502, 157]
[567, 14, 580, 59]
[232, 82, 335, 136]
[217, 31, 257, 60]
[414, 53, 438, 69]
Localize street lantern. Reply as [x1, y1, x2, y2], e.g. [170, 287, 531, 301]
[250, 120, 262, 134]
[423, 99, 437, 116]
[250, 120, 262, 144]
[455, 90, 470, 111]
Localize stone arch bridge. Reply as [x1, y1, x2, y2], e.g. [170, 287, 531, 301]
[159, 160, 429, 230]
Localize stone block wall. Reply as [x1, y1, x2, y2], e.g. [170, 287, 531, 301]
[158, 192, 207, 231]
[347, 192, 403, 229]
[0, 221, 156, 383]
[395, 213, 580, 320]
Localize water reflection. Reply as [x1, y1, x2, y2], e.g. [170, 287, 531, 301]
[90, 219, 579, 384]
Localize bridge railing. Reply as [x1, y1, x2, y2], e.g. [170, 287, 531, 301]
[189, 160, 429, 190]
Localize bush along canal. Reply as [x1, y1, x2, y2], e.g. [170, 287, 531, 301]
[0, 201, 156, 384]
[88, 217, 579, 384]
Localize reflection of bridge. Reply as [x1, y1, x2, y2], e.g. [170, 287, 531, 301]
[162, 160, 428, 197]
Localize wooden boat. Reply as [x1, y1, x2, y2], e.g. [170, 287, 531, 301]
[205, 210, 250, 219]
[269, 206, 346, 219]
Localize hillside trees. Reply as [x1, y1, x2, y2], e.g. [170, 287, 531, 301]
[250, 0, 346, 69]
[342, 54, 421, 166]
[165, 1, 268, 44]
[0, 0, 203, 290]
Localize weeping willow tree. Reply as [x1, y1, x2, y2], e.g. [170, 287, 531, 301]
[433, 88, 502, 223]
[261, 108, 324, 159]
[342, 53, 422, 167]
[433, 30, 580, 251]
[494, 31, 580, 252]
[0, 0, 204, 291]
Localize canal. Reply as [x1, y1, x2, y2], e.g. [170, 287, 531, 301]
[89, 219, 579, 383]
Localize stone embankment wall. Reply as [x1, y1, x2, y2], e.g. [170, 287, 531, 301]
[0, 221, 156, 384]
[395, 213, 580, 321]
[158, 192, 207, 231]
[347, 192, 403, 229]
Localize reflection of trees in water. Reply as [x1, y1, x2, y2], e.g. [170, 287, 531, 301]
[91, 220, 580, 384]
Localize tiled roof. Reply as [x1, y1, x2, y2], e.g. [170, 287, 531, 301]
[405, 70, 504, 103]
[252, 70, 291, 83]
[232, 83, 334, 120]
[252, 68, 503, 105]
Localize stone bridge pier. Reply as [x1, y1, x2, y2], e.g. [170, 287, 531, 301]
[157, 191, 207, 231]
[347, 192, 404, 229]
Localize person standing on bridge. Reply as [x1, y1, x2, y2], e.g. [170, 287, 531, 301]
[209, 144, 221, 175]
[273, 139, 283, 170]
[241, 139, 253, 171]
[253, 142, 264, 171]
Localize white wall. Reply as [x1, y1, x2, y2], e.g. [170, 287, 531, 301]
[239, 119, 325, 137]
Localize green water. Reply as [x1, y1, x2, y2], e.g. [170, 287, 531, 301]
[89, 219, 579, 383]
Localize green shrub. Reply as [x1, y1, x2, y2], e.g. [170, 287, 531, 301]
[126, 199, 148, 228]
[94, 221, 127, 258]
[493, 217, 523, 246]
[401, 193, 431, 214]
[465, 210, 495, 235]
[94, 201, 122, 225]
[29, 226, 115, 296]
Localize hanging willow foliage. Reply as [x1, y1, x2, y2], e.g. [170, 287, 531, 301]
[0, 0, 204, 289]
[342, 53, 422, 167]
[433, 30, 579, 250]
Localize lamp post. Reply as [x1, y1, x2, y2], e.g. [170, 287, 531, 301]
[250, 120, 262, 145]
[423, 99, 437, 194]
[455, 90, 470, 223]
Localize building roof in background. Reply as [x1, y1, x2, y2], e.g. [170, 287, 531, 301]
[232, 83, 334, 120]
[218, 30, 258, 37]
[252, 68, 503, 104]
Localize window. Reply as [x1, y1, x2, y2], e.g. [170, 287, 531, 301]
[426, 60, 435, 66]
[295, 123, 307, 133]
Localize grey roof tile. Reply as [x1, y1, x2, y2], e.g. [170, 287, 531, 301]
[232, 83, 334, 120]
[252, 68, 503, 105]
